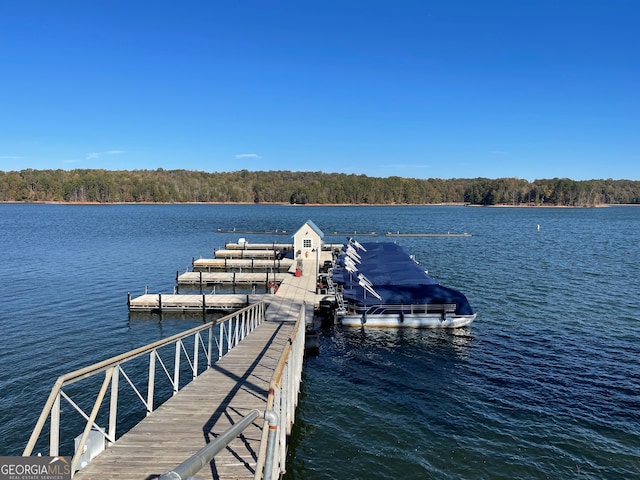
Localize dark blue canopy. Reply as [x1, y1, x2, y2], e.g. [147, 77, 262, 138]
[332, 242, 474, 315]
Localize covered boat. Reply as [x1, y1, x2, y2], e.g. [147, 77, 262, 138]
[331, 239, 476, 328]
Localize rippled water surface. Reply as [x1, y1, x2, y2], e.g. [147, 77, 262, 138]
[1, 204, 639, 479]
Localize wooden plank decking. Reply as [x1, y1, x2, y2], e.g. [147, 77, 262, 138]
[75, 254, 328, 480]
[176, 272, 287, 286]
[213, 249, 282, 259]
[192, 258, 294, 272]
[224, 242, 292, 250]
[128, 293, 266, 312]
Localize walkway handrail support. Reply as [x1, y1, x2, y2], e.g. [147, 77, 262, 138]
[255, 303, 306, 480]
[159, 409, 262, 480]
[23, 302, 267, 475]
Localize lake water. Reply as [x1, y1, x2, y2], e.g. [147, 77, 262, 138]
[1, 204, 639, 478]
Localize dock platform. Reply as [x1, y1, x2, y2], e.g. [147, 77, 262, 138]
[213, 249, 283, 259]
[176, 271, 287, 288]
[128, 293, 267, 312]
[224, 242, 293, 250]
[75, 252, 330, 480]
[192, 258, 293, 272]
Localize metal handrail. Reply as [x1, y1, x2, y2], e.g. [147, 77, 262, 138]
[344, 302, 457, 315]
[255, 304, 306, 480]
[23, 302, 267, 476]
[159, 409, 262, 480]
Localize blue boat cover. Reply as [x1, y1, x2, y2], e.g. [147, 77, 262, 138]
[332, 241, 474, 315]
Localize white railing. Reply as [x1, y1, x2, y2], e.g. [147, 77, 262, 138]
[23, 302, 267, 475]
[255, 304, 306, 480]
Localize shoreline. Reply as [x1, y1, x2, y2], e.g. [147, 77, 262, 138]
[0, 201, 636, 207]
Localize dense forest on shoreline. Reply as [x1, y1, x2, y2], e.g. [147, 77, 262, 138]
[1, 168, 639, 206]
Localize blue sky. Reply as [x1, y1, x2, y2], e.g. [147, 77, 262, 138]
[1, 0, 638, 180]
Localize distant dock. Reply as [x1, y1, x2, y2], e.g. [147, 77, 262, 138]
[217, 229, 472, 238]
[384, 232, 472, 237]
[216, 229, 290, 235]
[326, 231, 472, 238]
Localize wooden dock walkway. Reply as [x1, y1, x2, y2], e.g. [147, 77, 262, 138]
[75, 253, 329, 480]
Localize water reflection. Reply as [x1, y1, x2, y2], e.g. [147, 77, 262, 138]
[338, 325, 475, 361]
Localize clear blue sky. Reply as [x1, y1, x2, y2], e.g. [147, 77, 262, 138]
[1, 0, 638, 181]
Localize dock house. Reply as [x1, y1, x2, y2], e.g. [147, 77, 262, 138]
[293, 219, 324, 259]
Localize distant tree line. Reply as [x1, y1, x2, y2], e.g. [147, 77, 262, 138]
[1, 168, 639, 206]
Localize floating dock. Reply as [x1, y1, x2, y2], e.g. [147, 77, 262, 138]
[384, 232, 472, 237]
[224, 242, 293, 250]
[128, 293, 267, 312]
[215, 229, 290, 235]
[325, 231, 472, 238]
[217, 230, 473, 238]
[192, 258, 294, 272]
[176, 271, 287, 288]
[213, 249, 284, 259]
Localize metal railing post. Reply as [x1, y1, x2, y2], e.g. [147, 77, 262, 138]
[233, 314, 240, 346]
[49, 393, 61, 456]
[262, 409, 280, 480]
[173, 341, 181, 394]
[193, 333, 199, 379]
[147, 351, 156, 414]
[219, 321, 224, 358]
[207, 325, 213, 367]
[279, 366, 287, 462]
[108, 366, 119, 445]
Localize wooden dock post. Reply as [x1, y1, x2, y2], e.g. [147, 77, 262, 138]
[158, 292, 162, 312]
